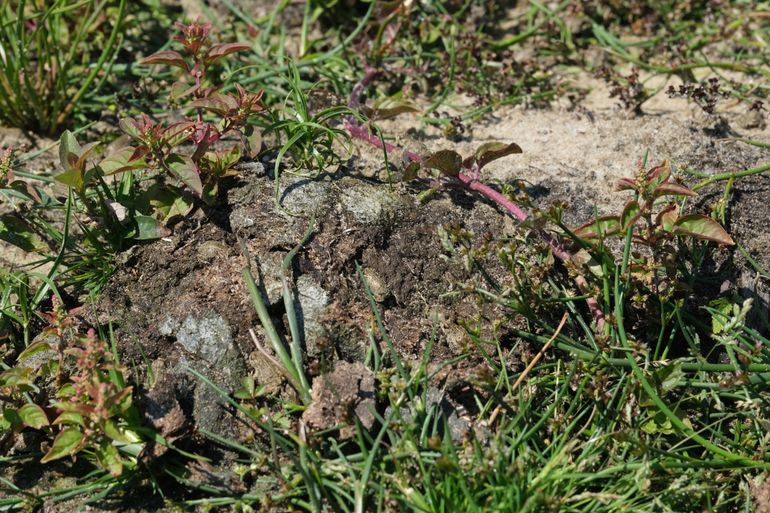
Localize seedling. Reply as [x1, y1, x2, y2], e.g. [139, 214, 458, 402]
[573, 160, 733, 299]
[121, 22, 264, 205]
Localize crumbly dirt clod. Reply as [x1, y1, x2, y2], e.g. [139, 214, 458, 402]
[301, 360, 376, 438]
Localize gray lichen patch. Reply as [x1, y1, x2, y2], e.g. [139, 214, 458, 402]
[339, 181, 402, 225]
[295, 275, 329, 355]
[279, 176, 333, 217]
[160, 313, 233, 366]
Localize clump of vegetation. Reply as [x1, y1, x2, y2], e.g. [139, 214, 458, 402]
[0, 0, 127, 135]
[666, 77, 730, 115]
[1, 299, 143, 478]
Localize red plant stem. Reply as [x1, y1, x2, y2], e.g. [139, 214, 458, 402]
[349, 66, 378, 109]
[343, 116, 606, 328]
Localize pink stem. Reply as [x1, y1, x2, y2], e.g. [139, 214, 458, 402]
[349, 66, 378, 109]
[343, 87, 605, 328]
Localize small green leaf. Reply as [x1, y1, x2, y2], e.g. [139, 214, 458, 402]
[0, 367, 33, 387]
[708, 298, 734, 334]
[132, 215, 169, 240]
[56, 383, 76, 398]
[3, 408, 22, 427]
[18, 403, 49, 429]
[17, 337, 54, 361]
[41, 427, 84, 463]
[104, 419, 136, 443]
[96, 442, 124, 477]
[641, 414, 674, 435]
[166, 154, 202, 195]
[423, 150, 462, 177]
[202, 181, 218, 205]
[52, 411, 84, 426]
[58, 130, 81, 170]
[653, 363, 685, 394]
[54, 168, 84, 191]
[574, 216, 621, 239]
[672, 214, 735, 245]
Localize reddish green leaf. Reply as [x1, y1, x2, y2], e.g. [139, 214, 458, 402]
[162, 122, 196, 147]
[205, 42, 251, 64]
[140, 50, 188, 70]
[471, 142, 523, 170]
[423, 150, 462, 177]
[244, 125, 262, 158]
[119, 118, 142, 139]
[615, 177, 637, 192]
[18, 403, 49, 429]
[370, 96, 421, 121]
[52, 411, 85, 426]
[41, 427, 84, 463]
[402, 161, 421, 181]
[646, 161, 672, 188]
[166, 154, 202, 195]
[574, 215, 621, 239]
[672, 214, 735, 245]
[656, 204, 678, 232]
[98, 147, 147, 176]
[652, 183, 696, 198]
[620, 200, 642, 230]
[169, 77, 199, 102]
[187, 95, 237, 116]
[74, 142, 99, 170]
[0, 367, 32, 387]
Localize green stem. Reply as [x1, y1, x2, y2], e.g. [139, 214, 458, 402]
[691, 161, 770, 191]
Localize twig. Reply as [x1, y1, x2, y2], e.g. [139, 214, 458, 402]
[249, 328, 295, 382]
[488, 311, 569, 426]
